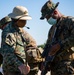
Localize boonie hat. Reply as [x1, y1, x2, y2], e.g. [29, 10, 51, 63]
[8, 6, 32, 20]
[0, 16, 11, 28]
[40, 1, 59, 20]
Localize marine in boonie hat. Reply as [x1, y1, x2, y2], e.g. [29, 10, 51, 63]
[8, 6, 32, 20]
[0, 16, 11, 28]
[40, 0, 59, 20]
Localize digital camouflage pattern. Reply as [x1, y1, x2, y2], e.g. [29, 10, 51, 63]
[45, 16, 74, 75]
[1, 22, 26, 72]
[1, 21, 38, 73]
[40, 1, 59, 20]
[20, 28, 37, 48]
[19, 27, 41, 75]
[0, 16, 11, 29]
[0, 16, 11, 69]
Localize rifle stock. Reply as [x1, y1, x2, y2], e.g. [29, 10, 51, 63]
[41, 52, 55, 75]
[41, 61, 48, 75]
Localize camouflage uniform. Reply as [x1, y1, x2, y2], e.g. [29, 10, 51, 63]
[40, 1, 74, 75]
[44, 16, 74, 75]
[1, 21, 39, 75]
[20, 26, 39, 75]
[0, 16, 11, 29]
[0, 16, 11, 75]
[0, 16, 11, 63]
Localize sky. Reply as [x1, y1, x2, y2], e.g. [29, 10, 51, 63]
[0, 0, 74, 45]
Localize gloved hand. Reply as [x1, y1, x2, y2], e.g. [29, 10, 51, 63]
[48, 43, 61, 56]
[18, 64, 30, 75]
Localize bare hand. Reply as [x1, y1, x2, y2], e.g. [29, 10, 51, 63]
[18, 64, 30, 75]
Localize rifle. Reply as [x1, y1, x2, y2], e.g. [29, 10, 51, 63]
[41, 24, 60, 75]
[41, 27, 57, 75]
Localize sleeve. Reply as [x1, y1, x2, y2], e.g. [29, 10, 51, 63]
[21, 29, 37, 47]
[61, 19, 74, 50]
[2, 32, 23, 67]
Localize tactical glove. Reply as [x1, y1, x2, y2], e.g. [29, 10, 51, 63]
[48, 43, 61, 56]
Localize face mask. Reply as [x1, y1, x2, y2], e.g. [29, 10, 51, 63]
[47, 17, 57, 25]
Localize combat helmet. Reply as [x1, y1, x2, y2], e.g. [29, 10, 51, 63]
[40, 0, 59, 20]
[0, 16, 11, 29]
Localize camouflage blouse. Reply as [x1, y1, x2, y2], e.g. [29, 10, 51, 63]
[45, 16, 74, 61]
[1, 22, 37, 72]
